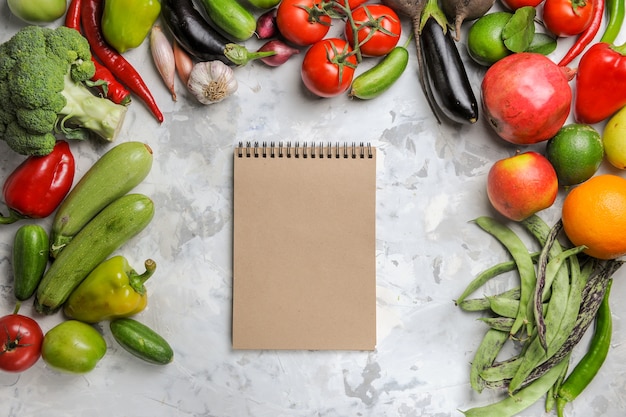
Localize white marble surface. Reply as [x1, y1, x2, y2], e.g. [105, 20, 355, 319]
[1, 2, 625, 416]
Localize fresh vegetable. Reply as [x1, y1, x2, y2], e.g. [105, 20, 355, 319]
[7, 0, 66, 24]
[160, 0, 273, 66]
[501, 0, 542, 8]
[13, 225, 49, 301]
[41, 320, 106, 373]
[199, 0, 257, 42]
[486, 152, 558, 221]
[440, 0, 496, 41]
[301, 38, 358, 98]
[64, 256, 156, 323]
[542, 0, 595, 37]
[574, 42, 626, 124]
[276, 0, 332, 46]
[2, 140, 75, 224]
[257, 40, 300, 67]
[0, 26, 128, 156]
[557, 0, 604, 66]
[419, 0, 478, 124]
[49, 141, 153, 258]
[150, 25, 177, 101]
[173, 40, 195, 86]
[101, 0, 161, 53]
[248, 0, 282, 8]
[256, 8, 279, 40]
[35, 193, 155, 314]
[344, 4, 402, 57]
[555, 280, 613, 416]
[64, 0, 132, 106]
[349, 44, 410, 99]
[600, 0, 625, 43]
[81, 0, 163, 123]
[0, 308, 43, 372]
[482, 52, 573, 144]
[187, 61, 239, 105]
[110, 318, 174, 365]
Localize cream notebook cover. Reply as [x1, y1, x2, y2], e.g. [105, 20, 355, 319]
[232, 141, 376, 350]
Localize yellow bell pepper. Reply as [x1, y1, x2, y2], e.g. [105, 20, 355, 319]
[64, 256, 156, 323]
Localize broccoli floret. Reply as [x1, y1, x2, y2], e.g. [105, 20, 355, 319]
[0, 25, 127, 156]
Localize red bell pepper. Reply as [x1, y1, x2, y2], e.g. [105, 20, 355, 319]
[575, 42, 626, 124]
[1, 140, 75, 224]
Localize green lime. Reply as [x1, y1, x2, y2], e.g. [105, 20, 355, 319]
[467, 12, 514, 67]
[545, 124, 604, 186]
[602, 106, 626, 169]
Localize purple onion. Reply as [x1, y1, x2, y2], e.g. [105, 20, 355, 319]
[257, 40, 300, 67]
[255, 9, 278, 40]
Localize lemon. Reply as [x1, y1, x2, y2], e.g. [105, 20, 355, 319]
[602, 106, 626, 169]
[466, 12, 513, 67]
[545, 124, 604, 186]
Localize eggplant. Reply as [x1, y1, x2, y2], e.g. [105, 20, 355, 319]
[420, 16, 479, 124]
[160, 0, 232, 64]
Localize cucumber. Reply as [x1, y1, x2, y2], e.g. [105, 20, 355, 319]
[349, 46, 410, 100]
[110, 318, 174, 365]
[198, 0, 256, 42]
[50, 142, 153, 258]
[35, 193, 155, 314]
[12, 224, 49, 301]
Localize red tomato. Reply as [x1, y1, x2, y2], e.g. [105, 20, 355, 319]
[500, 0, 543, 9]
[0, 313, 43, 372]
[276, 0, 332, 46]
[542, 0, 594, 37]
[334, 0, 369, 9]
[301, 38, 358, 97]
[344, 4, 402, 57]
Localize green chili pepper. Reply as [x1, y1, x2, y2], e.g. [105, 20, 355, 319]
[63, 256, 156, 323]
[600, 0, 625, 43]
[555, 279, 613, 416]
[101, 0, 161, 53]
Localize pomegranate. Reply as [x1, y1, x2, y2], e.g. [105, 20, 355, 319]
[481, 53, 573, 145]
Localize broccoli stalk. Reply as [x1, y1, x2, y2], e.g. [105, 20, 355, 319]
[59, 73, 126, 142]
[0, 25, 128, 156]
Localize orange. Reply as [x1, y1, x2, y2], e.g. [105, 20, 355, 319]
[562, 174, 626, 259]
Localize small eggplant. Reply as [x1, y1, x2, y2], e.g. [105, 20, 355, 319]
[420, 16, 478, 124]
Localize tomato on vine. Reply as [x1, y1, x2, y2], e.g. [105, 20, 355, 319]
[0, 311, 43, 372]
[542, 0, 595, 37]
[301, 38, 358, 97]
[500, 0, 543, 9]
[276, 0, 332, 46]
[344, 4, 402, 57]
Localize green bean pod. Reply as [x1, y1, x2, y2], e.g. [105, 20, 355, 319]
[349, 46, 409, 100]
[555, 280, 613, 416]
[469, 328, 509, 393]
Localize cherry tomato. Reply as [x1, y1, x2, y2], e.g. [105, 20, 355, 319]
[276, 0, 332, 46]
[542, 0, 594, 37]
[344, 4, 402, 57]
[500, 0, 543, 9]
[301, 38, 358, 97]
[0, 313, 43, 372]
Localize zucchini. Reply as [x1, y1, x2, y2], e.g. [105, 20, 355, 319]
[198, 0, 257, 42]
[110, 318, 174, 365]
[50, 141, 153, 258]
[349, 46, 409, 100]
[35, 193, 155, 314]
[12, 224, 49, 301]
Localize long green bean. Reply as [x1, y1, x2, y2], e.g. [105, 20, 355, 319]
[469, 328, 509, 393]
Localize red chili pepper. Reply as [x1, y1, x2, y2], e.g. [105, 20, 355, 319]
[558, 0, 605, 66]
[1, 141, 75, 224]
[65, 0, 131, 106]
[574, 42, 626, 124]
[81, 0, 164, 123]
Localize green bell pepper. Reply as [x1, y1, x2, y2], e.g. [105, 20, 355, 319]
[63, 256, 156, 323]
[101, 0, 161, 53]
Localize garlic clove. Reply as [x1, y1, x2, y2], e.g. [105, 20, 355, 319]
[187, 61, 238, 105]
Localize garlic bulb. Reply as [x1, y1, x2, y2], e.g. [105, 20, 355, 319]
[187, 61, 238, 105]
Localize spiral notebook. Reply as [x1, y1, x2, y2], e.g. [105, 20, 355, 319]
[232, 141, 376, 350]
